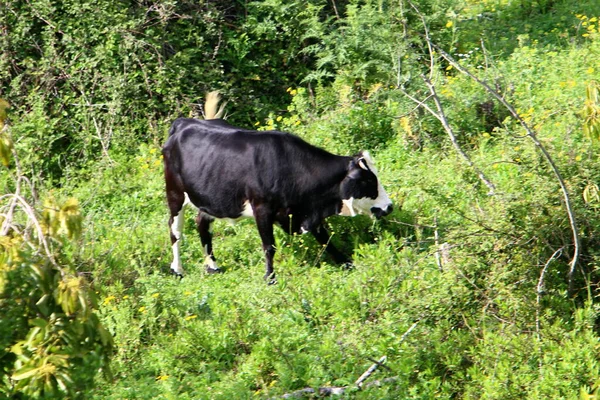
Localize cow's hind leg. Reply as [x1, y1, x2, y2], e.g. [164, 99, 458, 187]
[196, 211, 222, 274]
[168, 194, 187, 278]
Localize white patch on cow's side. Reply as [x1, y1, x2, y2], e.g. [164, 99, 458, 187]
[241, 200, 254, 217]
[223, 200, 254, 225]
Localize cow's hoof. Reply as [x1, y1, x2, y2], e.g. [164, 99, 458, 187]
[264, 274, 277, 285]
[341, 261, 354, 270]
[206, 266, 224, 274]
[170, 269, 184, 279]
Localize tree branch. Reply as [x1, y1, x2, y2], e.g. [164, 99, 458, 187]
[273, 321, 420, 398]
[428, 41, 580, 293]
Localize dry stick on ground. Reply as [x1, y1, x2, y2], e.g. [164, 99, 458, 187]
[427, 41, 581, 294]
[274, 321, 420, 399]
[277, 359, 394, 399]
[355, 356, 388, 388]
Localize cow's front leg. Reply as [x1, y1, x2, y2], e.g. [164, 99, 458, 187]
[195, 211, 222, 274]
[253, 204, 277, 284]
[311, 224, 352, 267]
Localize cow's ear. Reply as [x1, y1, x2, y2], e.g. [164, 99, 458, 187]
[346, 160, 362, 179]
[357, 157, 369, 171]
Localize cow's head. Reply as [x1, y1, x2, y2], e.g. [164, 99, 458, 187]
[340, 151, 393, 219]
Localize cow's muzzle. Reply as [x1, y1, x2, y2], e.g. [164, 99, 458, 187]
[371, 204, 393, 219]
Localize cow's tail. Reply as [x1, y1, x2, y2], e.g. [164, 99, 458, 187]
[204, 91, 227, 120]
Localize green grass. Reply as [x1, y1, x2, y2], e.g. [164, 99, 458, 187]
[4, 0, 600, 397]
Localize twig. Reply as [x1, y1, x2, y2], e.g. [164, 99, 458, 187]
[433, 216, 443, 271]
[428, 41, 580, 293]
[278, 377, 402, 398]
[273, 321, 420, 398]
[426, 75, 496, 195]
[536, 248, 563, 335]
[330, 0, 340, 20]
[408, 1, 434, 80]
[400, 319, 420, 342]
[536, 247, 563, 373]
[393, 95, 433, 119]
[403, 4, 580, 293]
[403, 1, 495, 195]
[355, 356, 387, 388]
[399, 81, 496, 195]
[0, 193, 59, 270]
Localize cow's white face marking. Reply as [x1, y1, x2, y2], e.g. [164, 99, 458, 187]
[339, 152, 392, 217]
[340, 198, 356, 216]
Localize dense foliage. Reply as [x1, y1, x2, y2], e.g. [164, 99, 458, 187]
[2, 0, 600, 398]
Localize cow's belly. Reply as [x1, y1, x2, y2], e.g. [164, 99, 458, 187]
[183, 192, 254, 223]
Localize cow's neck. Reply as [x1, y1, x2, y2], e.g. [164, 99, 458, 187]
[303, 154, 351, 218]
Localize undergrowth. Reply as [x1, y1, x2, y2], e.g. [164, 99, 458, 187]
[3, 0, 600, 398]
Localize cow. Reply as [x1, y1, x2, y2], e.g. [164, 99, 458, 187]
[162, 92, 393, 283]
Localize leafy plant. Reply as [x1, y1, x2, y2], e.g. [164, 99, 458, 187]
[583, 80, 600, 142]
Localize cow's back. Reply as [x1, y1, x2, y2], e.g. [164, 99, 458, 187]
[164, 118, 347, 218]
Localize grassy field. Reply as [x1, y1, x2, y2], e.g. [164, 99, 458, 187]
[2, 0, 600, 398]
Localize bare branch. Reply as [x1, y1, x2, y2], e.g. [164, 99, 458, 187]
[273, 321, 419, 398]
[422, 75, 497, 195]
[408, 1, 434, 80]
[536, 247, 563, 371]
[399, 83, 496, 195]
[1, 193, 59, 270]
[434, 216, 443, 271]
[427, 41, 580, 293]
[355, 356, 387, 388]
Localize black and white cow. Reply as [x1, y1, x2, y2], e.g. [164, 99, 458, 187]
[162, 92, 393, 283]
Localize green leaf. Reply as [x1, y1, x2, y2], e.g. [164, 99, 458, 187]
[0, 132, 12, 167]
[11, 366, 41, 381]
